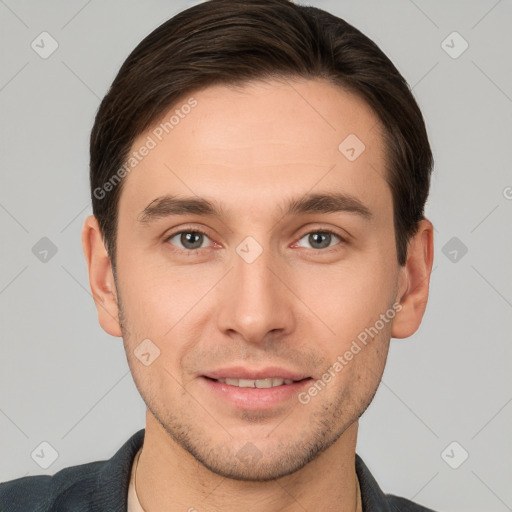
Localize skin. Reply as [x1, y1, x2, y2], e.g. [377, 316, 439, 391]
[82, 77, 434, 512]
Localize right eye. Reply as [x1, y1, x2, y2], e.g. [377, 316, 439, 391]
[165, 228, 213, 253]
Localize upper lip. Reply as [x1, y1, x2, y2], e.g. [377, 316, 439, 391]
[203, 366, 311, 381]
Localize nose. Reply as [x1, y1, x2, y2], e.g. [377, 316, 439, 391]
[216, 239, 295, 347]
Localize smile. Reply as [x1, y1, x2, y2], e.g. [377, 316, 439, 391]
[215, 378, 295, 388]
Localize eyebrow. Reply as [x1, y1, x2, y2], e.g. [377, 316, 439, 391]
[137, 191, 373, 225]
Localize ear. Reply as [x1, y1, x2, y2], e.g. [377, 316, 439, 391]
[81, 215, 122, 337]
[392, 218, 434, 339]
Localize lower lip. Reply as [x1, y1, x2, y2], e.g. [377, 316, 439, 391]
[201, 377, 313, 411]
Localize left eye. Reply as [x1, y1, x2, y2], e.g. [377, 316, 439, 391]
[166, 230, 211, 251]
[295, 230, 342, 250]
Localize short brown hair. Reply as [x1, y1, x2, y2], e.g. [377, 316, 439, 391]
[90, 0, 433, 269]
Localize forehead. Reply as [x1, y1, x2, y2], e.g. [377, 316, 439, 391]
[118, 78, 390, 220]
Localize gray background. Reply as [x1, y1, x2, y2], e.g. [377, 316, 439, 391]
[1, 0, 511, 510]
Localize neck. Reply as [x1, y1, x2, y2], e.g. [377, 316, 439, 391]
[134, 413, 361, 512]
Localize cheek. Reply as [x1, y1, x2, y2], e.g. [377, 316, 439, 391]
[296, 250, 396, 335]
[334, 315, 392, 397]
[116, 257, 216, 363]
[115, 240, 185, 318]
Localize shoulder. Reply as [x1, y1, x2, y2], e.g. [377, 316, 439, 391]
[355, 453, 439, 511]
[0, 429, 145, 511]
[0, 460, 105, 511]
[0, 473, 51, 511]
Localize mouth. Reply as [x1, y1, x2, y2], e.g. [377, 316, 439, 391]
[202, 366, 312, 382]
[204, 376, 307, 388]
[201, 374, 314, 411]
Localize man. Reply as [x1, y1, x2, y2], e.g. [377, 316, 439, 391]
[0, 0, 437, 510]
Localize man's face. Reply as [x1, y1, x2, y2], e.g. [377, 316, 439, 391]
[114, 78, 404, 480]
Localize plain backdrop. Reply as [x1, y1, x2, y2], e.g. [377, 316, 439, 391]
[1, 1, 511, 511]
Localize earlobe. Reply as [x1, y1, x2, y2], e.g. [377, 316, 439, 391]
[391, 218, 434, 339]
[81, 215, 122, 337]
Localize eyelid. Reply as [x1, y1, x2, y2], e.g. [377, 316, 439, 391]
[296, 225, 350, 242]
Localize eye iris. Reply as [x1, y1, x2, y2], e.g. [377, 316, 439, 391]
[182, 232, 203, 250]
[309, 232, 331, 249]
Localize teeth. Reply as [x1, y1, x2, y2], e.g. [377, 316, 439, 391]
[217, 378, 295, 388]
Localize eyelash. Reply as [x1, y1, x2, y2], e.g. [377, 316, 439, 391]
[164, 226, 347, 255]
